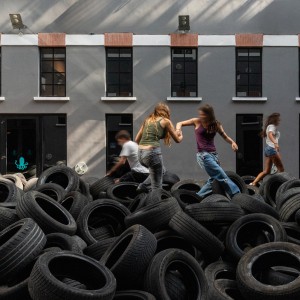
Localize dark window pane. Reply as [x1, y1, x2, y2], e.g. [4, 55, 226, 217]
[41, 61, 53, 72]
[41, 48, 54, 59]
[54, 48, 66, 59]
[107, 61, 119, 72]
[248, 62, 261, 73]
[120, 85, 132, 96]
[185, 85, 197, 97]
[185, 74, 197, 85]
[120, 73, 132, 85]
[185, 49, 197, 61]
[237, 74, 248, 85]
[53, 61, 65, 73]
[54, 73, 66, 85]
[107, 48, 119, 58]
[54, 85, 66, 97]
[249, 74, 261, 85]
[236, 62, 249, 74]
[120, 61, 131, 72]
[107, 73, 119, 85]
[120, 48, 132, 58]
[173, 74, 185, 86]
[41, 73, 53, 85]
[107, 85, 119, 96]
[185, 61, 197, 73]
[236, 86, 248, 97]
[172, 62, 184, 73]
[40, 85, 53, 96]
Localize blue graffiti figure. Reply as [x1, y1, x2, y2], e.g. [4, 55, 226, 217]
[15, 156, 29, 170]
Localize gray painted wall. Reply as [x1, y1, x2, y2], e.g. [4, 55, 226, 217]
[0, 0, 299, 179]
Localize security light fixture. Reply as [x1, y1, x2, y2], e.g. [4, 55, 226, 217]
[178, 15, 190, 32]
[9, 14, 26, 30]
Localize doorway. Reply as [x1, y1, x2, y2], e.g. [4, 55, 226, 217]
[236, 114, 263, 176]
[106, 114, 133, 175]
[0, 114, 67, 178]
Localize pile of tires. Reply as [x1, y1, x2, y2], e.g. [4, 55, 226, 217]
[1, 167, 300, 299]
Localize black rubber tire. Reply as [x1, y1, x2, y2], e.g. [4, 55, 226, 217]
[205, 261, 236, 282]
[279, 194, 300, 222]
[45, 233, 83, 253]
[16, 191, 77, 235]
[144, 248, 208, 300]
[185, 202, 245, 225]
[78, 178, 93, 201]
[209, 279, 245, 300]
[0, 256, 36, 300]
[84, 238, 117, 260]
[232, 193, 279, 219]
[264, 172, 292, 207]
[169, 210, 224, 260]
[114, 290, 156, 299]
[59, 191, 90, 220]
[128, 193, 148, 212]
[212, 180, 227, 197]
[275, 179, 300, 202]
[0, 218, 46, 284]
[106, 182, 139, 206]
[201, 194, 231, 203]
[0, 207, 19, 231]
[261, 267, 299, 286]
[37, 165, 80, 193]
[276, 187, 300, 211]
[171, 189, 202, 208]
[101, 225, 157, 285]
[125, 197, 181, 232]
[77, 199, 130, 245]
[144, 188, 172, 206]
[24, 178, 38, 192]
[281, 222, 300, 246]
[225, 213, 287, 261]
[28, 251, 116, 300]
[241, 175, 256, 185]
[236, 242, 300, 300]
[170, 179, 202, 193]
[246, 184, 260, 196]
[295, 210, 300, 225]
[154, 230, 200, 260]
[34, 183, 66, 202]
[0, 178, 23, 206]
[90, 225, 116, 241]
[164, 270, 188, 300]
[2, 174, 24, 190]
[90, 177, 115, 199]
[80, 176, 99, 187]
[225, 171, 248, 194]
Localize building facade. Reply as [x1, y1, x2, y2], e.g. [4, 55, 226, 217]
[0, 0, 299, 179]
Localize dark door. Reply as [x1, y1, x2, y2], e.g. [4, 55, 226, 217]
[106, 114, 133, 174]
[0, 114, 67, 178]
[236, 114, 263, 176]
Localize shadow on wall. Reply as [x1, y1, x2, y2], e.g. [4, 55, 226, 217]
[0, 0, 291, 35]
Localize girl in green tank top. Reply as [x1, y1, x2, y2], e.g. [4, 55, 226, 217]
[135, 103, 183, 191]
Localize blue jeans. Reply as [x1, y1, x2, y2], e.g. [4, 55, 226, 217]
[138, 148, 165, 191]
[197, 151, 240, 198]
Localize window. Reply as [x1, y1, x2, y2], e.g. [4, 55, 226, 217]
[106, 48, 133, 97]
[40, 48, 66, 97]
[236, 48, 262, 97]
[171, 48, 197, 97]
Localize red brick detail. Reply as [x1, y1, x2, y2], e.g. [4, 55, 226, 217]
[235, 34, 263, 47]
[38, 33, 66, 47]
[170, 33, 198, 47]
[104, 33, 133, 47]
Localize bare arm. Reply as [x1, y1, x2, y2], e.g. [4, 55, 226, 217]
[164, 119, 183, 143]
[135, 123, 145, 144]
[176, 118, 199, 131]
[268, 131, 279, 151]
[106, 156, 127, 176]
[218, 125, 238, 152]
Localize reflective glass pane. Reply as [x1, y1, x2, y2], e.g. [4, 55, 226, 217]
[41, 73, 53, 85]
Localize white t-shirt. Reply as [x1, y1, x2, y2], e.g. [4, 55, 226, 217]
[266, 124, 280, 148]
[120, 141, 149, 173]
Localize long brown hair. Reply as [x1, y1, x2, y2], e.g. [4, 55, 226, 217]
[261, 113, 280, 138]
[145, 102, 171, 146]
[199, 104, 220, 133]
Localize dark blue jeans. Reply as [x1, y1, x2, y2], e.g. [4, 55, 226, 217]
[197, 151, 240, 198]
[138, 147, 165, 190]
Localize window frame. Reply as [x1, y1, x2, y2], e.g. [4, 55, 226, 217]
[105, 47, 133, 97]
[171, 47, 198, 98]
[236, 47, 263, 97]
[39, 47, 66, 97]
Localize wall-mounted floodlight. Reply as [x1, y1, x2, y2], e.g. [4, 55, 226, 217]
[9, 14, 26, 30]
[178, 15, 190, 32]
